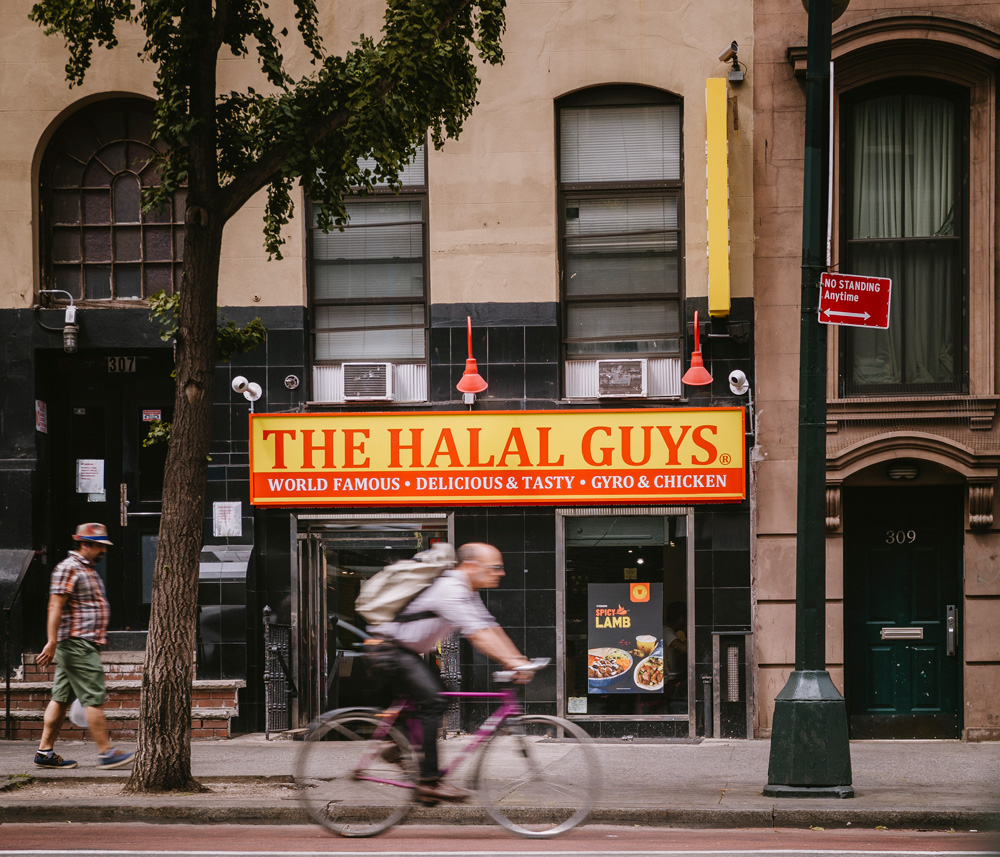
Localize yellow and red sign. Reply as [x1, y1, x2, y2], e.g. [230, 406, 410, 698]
[248, 408, 745, 507]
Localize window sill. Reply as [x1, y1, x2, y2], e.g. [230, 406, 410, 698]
[827, 394, 1000, 432]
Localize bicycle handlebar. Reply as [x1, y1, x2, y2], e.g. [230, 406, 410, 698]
[492, 657, 551, 684]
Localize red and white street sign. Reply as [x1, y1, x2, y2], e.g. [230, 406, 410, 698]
[818, 272, 892, 329]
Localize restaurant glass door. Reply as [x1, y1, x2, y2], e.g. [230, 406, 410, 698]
[559, 509, 692, 725]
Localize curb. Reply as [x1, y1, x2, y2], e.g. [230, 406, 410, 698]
[3, 802, 998, 830]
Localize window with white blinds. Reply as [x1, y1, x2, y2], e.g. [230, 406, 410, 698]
[560, 105, 681, 183]
[309, 147, 428, 400]
[559, 92, 683, 391]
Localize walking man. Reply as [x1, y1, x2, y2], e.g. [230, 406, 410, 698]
[34, 523, 134, 770]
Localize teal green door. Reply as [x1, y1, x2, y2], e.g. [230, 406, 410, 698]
[844, 486, 962, 739]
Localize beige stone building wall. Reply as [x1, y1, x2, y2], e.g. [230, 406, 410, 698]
[1, 1, 754, 313]
[754, 0, 1000, 740]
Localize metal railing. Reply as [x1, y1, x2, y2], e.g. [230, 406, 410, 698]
[263, 605, 297, 739]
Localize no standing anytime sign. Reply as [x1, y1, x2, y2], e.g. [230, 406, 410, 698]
[818, 272, 892, 329]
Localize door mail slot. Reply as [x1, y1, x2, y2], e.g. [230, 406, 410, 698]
[880, 627, 924, 640]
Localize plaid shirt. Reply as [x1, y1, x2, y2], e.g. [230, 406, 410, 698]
[49, 550, 110, 645]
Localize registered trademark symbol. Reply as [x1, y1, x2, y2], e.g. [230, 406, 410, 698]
[720, 453, 731, 465]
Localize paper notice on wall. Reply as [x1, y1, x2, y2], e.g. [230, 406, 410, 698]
[76, 459, 104, 494]
[213, 501, 242, 538]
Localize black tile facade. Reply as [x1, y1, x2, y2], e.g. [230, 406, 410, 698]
[5, 295, 753, 738]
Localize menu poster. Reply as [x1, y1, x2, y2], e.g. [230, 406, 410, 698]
[588, 582, 664, 694]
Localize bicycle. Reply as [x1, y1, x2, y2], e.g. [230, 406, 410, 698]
[294, 657, 600, 838]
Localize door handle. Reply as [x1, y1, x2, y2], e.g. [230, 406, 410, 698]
[120, 483, 130, 527]
[946, 605, 957, 656]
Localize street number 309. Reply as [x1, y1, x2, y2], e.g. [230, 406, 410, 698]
[885, 530, 916, 544]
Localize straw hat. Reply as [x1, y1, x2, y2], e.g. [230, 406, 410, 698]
[72, 523, 113, 545]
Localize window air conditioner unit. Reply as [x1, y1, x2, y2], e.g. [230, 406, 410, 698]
[342, 362, 395, 401]
[596, 358, 648, 398]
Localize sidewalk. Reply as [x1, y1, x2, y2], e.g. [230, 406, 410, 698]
[2, 734, 999, 830]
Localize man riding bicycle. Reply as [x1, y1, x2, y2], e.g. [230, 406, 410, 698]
[366, 542, 532, 803]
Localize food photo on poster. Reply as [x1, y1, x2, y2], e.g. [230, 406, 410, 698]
[587, 582, 664, 694]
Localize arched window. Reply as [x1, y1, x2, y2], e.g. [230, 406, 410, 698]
[839, 79, 967, 395]
[40, 99, 186, 301]
[558, 86, 684, 399]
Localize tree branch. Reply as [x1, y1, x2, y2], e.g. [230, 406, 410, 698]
[215, 0, 476, 223]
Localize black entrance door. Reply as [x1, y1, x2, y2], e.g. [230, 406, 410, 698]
[844, 486, 962, 739]
[43, 350, 174, 632]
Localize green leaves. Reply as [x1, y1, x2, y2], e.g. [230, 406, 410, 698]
[142, 418, 172, 448]
[147, 290, 180, 342]
[147, 290, 267, 363]
[34, 0, 508, 271]
[217, 316, 267, 364]
[29, 0, 134, 85]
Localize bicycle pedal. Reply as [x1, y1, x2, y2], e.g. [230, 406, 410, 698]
[414, 794, 440, 807]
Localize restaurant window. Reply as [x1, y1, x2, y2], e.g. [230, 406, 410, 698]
[561, 512, 690, 719]
[558, 87, 684, 398]
[309, 146, 428, 403]
[840, 80, 967, 395]
[39, 99, 186, 301]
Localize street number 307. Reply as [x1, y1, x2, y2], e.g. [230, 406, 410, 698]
[107, 356, 136, 373]
[885, 530, 916, 544]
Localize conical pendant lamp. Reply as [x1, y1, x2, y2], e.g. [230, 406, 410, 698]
[681, 310, 713, 386]
[456, 316, 488, 394]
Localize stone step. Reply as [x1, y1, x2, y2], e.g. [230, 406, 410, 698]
[3, 709, 236, 741]
[4, 654, 246, 740]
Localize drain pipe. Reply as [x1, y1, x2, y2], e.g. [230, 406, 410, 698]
[702, 674, 713, 738]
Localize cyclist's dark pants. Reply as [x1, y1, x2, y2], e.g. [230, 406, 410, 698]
[382, 645, 447, 782]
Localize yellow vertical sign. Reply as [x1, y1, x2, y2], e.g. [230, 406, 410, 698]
[706, 77, 730, 317]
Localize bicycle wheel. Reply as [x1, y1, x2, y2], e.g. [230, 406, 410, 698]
[473, 714, 599, 837]
[295, 710, 417, 837]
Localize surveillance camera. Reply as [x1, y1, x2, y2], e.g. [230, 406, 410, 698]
[232, 375, 249, 394]
[244, 382, 263, 402]
[728, 370, 750, 396]
[719, 41, 738, 64]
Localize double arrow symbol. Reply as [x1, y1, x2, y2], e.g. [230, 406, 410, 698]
[822, 308, 871, 321]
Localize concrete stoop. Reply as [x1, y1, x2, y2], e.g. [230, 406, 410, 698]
[2, 652, 244, 739]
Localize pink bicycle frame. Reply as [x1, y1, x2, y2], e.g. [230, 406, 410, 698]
[353, 686, 524, 790]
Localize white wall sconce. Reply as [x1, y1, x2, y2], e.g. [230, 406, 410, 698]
[728, 369, 755, 435]
[232, 375, 263, 412]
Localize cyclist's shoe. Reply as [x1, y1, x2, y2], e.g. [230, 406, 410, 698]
[378, 741, 403, 764]
[98, 748, 135, 769]
[34, 750, 77, 769]
[414, 780, 471, 804]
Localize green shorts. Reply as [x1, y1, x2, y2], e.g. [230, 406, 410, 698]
[51, 638, 107, 707]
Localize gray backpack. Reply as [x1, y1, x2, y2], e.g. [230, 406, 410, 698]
[355, 542, 457, 625]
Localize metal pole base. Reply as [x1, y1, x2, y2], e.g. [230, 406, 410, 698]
[763, 783, 855, 798]
[765, 670, 854, 796]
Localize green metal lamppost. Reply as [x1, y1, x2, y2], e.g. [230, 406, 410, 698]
[763, 0, 854, 798]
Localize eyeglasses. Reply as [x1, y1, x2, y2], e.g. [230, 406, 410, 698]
[476, 561, 504, 570]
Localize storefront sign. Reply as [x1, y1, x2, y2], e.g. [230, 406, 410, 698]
[588, 582, 664, 694]
[248, 408, 745, 507]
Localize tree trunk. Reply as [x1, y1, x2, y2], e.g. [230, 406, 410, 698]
[125, 216, 223, 793]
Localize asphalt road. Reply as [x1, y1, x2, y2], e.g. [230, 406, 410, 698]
[2, 824, 999, 856]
